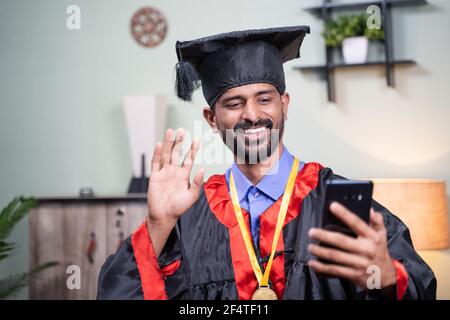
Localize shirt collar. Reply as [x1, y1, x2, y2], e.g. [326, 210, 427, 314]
[229, 146, 295, 202]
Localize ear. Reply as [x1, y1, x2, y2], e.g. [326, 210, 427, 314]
[202, 107, 218, 133]
[281, 92, 290, 121]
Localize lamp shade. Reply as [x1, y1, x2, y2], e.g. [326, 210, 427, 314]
[371, 179, 449, 250]
[123, 95, 167, 178]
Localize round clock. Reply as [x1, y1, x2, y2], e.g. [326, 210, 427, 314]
[130, 7, 168, 48]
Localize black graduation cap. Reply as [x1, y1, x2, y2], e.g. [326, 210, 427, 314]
[175, 25, 310, 107]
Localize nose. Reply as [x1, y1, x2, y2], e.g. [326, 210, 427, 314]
[240, 100, 260, 123]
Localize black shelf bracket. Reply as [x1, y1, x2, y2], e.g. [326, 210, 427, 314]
[322, 1, 336, 102]
[382, 0, 394, 86]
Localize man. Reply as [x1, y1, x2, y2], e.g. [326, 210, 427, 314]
[97, 26, 436, 300]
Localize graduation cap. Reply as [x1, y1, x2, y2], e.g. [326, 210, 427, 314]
[175, 26, 310, 107]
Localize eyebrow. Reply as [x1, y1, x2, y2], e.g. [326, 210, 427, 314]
[219, 88, 277, 105]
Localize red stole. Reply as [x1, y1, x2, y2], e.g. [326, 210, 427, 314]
[203, 162, 323, 299]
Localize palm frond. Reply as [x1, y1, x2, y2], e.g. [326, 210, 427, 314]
[0, 272, 27, 299]
[29, 261, 59, 275]
[0, 196, 48, 299]
[0, 196, 36, 242]
[0, 241, 16, 261]
[0, 261, 58, 299]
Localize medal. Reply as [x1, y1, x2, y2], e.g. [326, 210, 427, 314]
[229, 157, 300, 300]
[251, 286, 278, 300]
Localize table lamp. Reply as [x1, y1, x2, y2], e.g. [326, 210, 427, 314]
[123, 95, 167, 193]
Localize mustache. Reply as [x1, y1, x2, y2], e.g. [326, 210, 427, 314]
[234, 119, 274, 132]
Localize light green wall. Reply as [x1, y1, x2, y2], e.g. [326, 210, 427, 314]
[1, 0, 449, 299]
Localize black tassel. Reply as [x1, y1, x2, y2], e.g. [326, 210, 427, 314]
[175, 60, 201, 101]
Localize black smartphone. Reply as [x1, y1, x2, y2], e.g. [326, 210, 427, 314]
[320, 179, 373, 238]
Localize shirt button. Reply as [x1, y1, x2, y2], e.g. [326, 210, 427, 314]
[254, 191, 259, 198]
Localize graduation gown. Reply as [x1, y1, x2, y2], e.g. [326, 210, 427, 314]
[97, 162, 436, 300]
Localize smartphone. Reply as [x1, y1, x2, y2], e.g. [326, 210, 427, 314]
[320, 179, 373, 238]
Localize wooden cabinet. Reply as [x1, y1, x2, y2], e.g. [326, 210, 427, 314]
[29, 195, 147, 300]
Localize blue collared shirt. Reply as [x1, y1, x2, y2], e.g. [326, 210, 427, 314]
[225, 147, 304, 251]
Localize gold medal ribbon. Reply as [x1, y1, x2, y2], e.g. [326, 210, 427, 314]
[229, 157, 300, 288]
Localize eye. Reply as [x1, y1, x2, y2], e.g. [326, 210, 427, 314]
[225, 101, 242, 109]
[258, 97, 272, 105]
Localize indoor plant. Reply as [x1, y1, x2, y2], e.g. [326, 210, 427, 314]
[0, 196, 57, 299]
[322, 13, 385, 64]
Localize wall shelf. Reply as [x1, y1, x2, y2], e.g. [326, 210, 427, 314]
[294, 59, 416, 71]
[296, 0, 427, 102]
[303, 0, 427, 14]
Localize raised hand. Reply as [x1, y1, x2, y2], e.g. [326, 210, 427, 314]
[147, 128, 205, 225]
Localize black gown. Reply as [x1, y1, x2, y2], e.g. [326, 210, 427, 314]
[97, 162, 436, 300]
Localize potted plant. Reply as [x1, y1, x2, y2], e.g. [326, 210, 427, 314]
[0, 196, 57, 299]
[322, 13, 384, 64]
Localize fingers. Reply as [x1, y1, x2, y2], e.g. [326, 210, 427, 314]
[308, 228, 375, 258]
[308, 243, 369, 269]
[308, 259, 361, 282]
[152, 128, 201, 175]
[182, 138, 200, 172]
[153, 128, 186, 170]
[151, 142, 163, 172]
[171, 128, 185, 166]
[161, 129, 175, 167]
[370, 208, 385, 234]
[329, 202, 377, 239]
[190, 168, 205, 191]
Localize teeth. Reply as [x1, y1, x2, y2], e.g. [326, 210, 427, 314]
[243, 127, 267, 134]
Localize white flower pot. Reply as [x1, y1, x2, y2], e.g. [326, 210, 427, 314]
[342, 36, 368, 64]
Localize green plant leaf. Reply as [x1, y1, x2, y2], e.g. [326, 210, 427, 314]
[0, 196, 36, 242]
[322, 12, 384, 47]
[0, 273, 27, 299]
[0, 261, 58, 300]
[0, 196, 51, 299]
[0, 241, 16, 261]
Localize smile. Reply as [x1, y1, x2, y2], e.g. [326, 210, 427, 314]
[243, 127, 268, 134]
[236, 126, 270, 139]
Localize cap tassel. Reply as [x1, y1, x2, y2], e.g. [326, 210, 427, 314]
[175, 60, 201, 101]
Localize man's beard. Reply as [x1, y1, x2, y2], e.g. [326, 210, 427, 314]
[219, 117, 285, 164]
